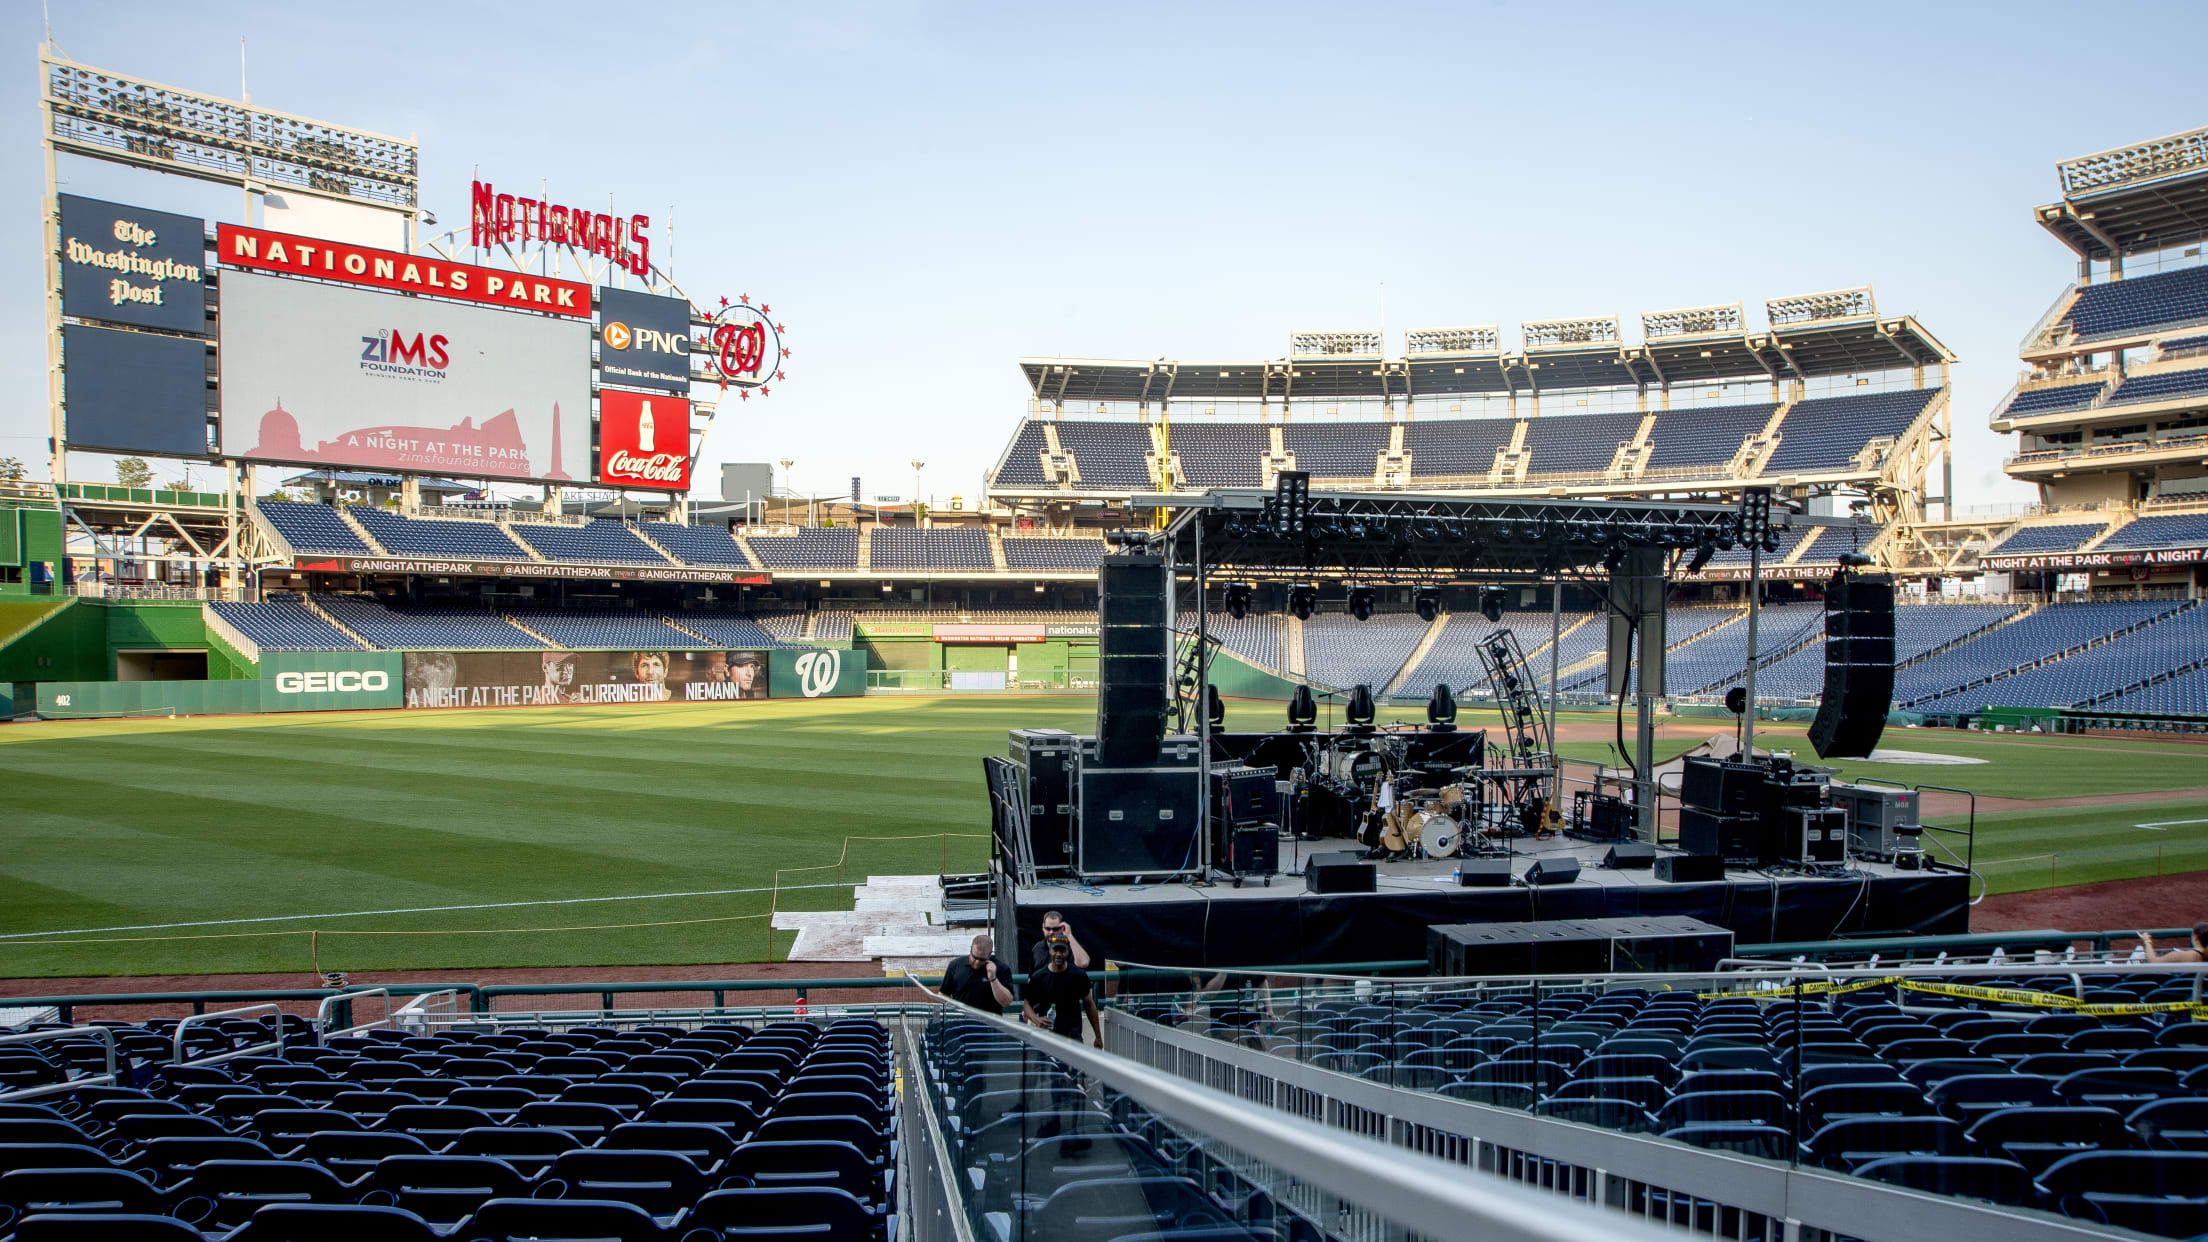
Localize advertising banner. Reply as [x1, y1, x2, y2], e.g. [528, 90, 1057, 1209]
[598, 286, 692, 391]
[217, 223, 590, 318]
[59, 194, 208, 333]
[1980, 546, 2208, 573]
[597, 390, 693, 491]
[220, 272, 590, 483]
[293, 555, 763, 584]
[62, 325, 211, 458]
[260, 650, 403, 712]
[934, 623, 1045, 643]
[404, 648, 770, 709]
[771, 647, 864, 698]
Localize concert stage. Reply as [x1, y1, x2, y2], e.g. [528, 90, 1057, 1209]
[998, 835, 1971, 971]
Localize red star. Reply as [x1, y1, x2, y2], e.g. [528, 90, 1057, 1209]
[739, 293, 751, 304]
[718, 295, 729, 307]
[780, 347, 791, 358]
[761, 386, 771, 397]
[775, 370, 784, 381]
[760, 303, 771, 315]
[774, 323, 785, 333]
[739, 389, 750, 400]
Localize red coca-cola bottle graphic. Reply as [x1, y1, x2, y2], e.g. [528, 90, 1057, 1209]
[638, 401, 655, 453]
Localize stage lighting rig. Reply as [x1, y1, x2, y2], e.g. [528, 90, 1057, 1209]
[1480, 588, 1507, 623]
[1224, 582, 1253, 619]
[1414, 587, 1440, 623]
[1426, 683, 1458, 731]
[1348, 586, 1378, 621]
[1288, 584, 1317, 620]
[1687, 538, 1718, 574]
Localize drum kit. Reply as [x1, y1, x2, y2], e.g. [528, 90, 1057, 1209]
[1376, 780, 1498, 860]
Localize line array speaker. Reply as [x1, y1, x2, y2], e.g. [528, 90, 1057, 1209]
[1096, 552, 1168, 767]
[1808, 572, 1895, 759]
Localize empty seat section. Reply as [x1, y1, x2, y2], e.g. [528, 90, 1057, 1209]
[677, 612, 782, 648]
[255, 501, 372, 554]
[351, 509, 531, 560]
[2062, 264, 2208, 340]
[2100, 511, 2208, 551]
[507, 610, 705, 649]
[1642, 403, 1775, 471]
[209, 601, 363, 651]
[745, 529, 858, 569]
[992, 419, 1053, 486]
[2000, 382, 2107, 418]
[1052, 421, 1154, 489]
[1167, 423, 1267, 486]
[1764, 390, 1937, 473]
[312, 595, 544, 649]
[1282, 424, 1388, 480]
[1987, 523, 2109, 555]
[630, 522, 751, 567]
[1302, 613, 1429, 691]
[1404, 419, 1514, 478]
[1521, 411, 1642, 476]
[869, 528, 993, 571]
[1207, 614, 1283, 670]
[1001, 537, 1105, 571]
[1900, 600, 2195, 709]
[2107, 367, 2208, 407]
[508, 521, 672, 566]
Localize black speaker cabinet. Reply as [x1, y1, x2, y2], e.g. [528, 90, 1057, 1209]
[1524, 856, 1580, 886]
[1226, 826, 1278, 875]
[1304, 851, 1375, 893]
[1781, 806, 1849, 866]
[1009, 728, 1076, 872]
[1680, 807, 1765, 866]
[1099, 553, 1168, 627]
[1097, 551, 1170, 767]
[1604, 842, 1656, 870]
[1681, 756, 1764, 815]
[1075, 765, 1200, 878]
[1654, 853, 1727, 883]
[1455, 857, 1511, 887]
[1809, 573, 1896, 759]
[1210, 765, 1280, 827]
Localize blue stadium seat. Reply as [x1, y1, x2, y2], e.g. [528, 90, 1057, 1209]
[256, 501, 372, 554]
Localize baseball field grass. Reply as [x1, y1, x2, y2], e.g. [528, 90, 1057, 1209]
[1, 697, 2200, 978]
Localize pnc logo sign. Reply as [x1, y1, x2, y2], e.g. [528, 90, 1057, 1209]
[605, 319, 688, 358]
[795, 650, 843, 698]
[274, 670, 390, 694]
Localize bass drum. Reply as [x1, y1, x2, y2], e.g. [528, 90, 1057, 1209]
[1414, 809, 1459, 858]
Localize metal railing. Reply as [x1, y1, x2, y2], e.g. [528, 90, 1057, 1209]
[171, 1002, 285, 1066]
[0, 1026, 117, 1101]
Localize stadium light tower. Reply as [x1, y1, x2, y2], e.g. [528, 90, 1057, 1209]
[779, 459, 794, 525]
[911, 460, 925, 527]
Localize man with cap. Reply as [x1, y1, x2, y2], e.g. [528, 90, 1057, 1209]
[1023, 934, 1103, 1048]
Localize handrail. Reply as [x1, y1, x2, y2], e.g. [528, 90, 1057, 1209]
[172, 1002, 286, 1066]
[315, 988, 392, 1039]
[0, 1026, 117, 1101]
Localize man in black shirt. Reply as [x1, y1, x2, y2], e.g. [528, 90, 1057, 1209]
[1029, 909, 1093, 970]
[938, 933, 1014, 1014]
[1022, 936, 1102, 1047]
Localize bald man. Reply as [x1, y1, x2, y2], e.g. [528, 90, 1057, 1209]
[938, 932, 1015, 1014]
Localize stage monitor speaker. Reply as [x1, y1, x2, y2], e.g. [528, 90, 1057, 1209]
[1455, 858, 1511, 887]
[1304, 851, 1375, 894]
[1809, 573, 1896, 759]
[1679, 806, 1765, 866]
[1654, 853, 1727, 883]
[1681, 756, 1764, 815]
[1604, 842, 1655, 870]
[1524, 856, 1580, 886]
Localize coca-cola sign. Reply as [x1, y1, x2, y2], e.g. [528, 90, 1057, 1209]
[598, 389, 692, 491]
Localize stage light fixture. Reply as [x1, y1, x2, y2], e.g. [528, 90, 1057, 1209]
[1345, 683, 1376, 728]
[1414, 587, 1440, 623]
[1426, 682, 1458, 731]
[1839, 552, 1875, 568]
[1288, 584, 1317, 620]
[1348, 586, 1378, 621]
[1687, 538, 1717, 573]
[1480, 588, 1506, 623]
[1603, 546, 1625, 577]
[1224, 582, 1253, 619]
[1206, 683, 1225, 730]
[1286, 684, 1317, 731]
[1345, 519, 1368, 541]
[1223, 516, 1247, 539]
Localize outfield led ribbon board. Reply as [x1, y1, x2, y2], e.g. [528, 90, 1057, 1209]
[58, 195, 208, 333]
[403, 649, 770, 709]
[597, 390, 692, 490]
[220, 271, 590, 483]
[217, 223, 590, 318]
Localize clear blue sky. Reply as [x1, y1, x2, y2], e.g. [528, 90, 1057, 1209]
[5, 1, 2204, 510]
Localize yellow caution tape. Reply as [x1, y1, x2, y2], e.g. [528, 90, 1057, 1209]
[1690, 974, 2208, 1021]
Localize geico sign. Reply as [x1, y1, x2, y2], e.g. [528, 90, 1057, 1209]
[274, 670, 390, 694]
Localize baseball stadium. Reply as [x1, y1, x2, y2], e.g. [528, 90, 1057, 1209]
[4, 13, 2208, 1242]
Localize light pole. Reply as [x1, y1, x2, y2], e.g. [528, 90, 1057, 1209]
[779, 458, 794, 527]
[910, 460, 924, 527]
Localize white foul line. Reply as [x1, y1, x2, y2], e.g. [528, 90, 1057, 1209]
[0, 882, 847, 941]
[2136, 819, 2208, 831]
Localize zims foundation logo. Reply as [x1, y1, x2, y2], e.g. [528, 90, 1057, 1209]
[360, 328, 452, 381]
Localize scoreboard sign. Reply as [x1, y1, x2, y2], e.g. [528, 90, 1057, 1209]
[58, 194, 207, 334]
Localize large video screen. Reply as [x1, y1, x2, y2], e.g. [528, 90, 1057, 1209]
[219, 271, 589, 483]
[402, 648, 770, 709]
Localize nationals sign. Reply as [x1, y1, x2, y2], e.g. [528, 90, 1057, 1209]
[598, 390, 692, 490]
[217, 223, 590, 319]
